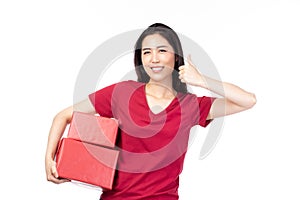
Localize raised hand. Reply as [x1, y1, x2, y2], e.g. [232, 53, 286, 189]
[178, 55, 206, 88]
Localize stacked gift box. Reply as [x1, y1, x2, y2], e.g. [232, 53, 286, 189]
[55, 111, 119, 190]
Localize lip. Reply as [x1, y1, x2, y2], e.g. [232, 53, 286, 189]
[149, 66, 164, 72]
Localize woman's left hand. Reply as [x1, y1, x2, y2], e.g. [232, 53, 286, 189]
[178, 55, 206, 88]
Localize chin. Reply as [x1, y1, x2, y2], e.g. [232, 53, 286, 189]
[148, 75, 172, 84]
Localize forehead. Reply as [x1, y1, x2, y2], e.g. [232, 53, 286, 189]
[142, 34, 172, 49]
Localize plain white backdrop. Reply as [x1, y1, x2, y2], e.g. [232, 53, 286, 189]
[1, 0, 300, 199]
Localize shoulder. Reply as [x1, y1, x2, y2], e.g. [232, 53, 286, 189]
[98, 80, 144, 98]
[97, 80, 143, 91]
[89, 80, 144, 103]
[117, 80, 144, 87]
[177, 92, 197, 102]
[111, 80, 144, 91]
[177, 92, 214, 105]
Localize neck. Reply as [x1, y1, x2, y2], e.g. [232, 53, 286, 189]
[146, 79, 176, 98]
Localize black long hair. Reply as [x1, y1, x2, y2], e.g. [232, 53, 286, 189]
[134, 23, 188, 93]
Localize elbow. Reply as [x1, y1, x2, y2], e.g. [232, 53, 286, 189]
[246, 93, 257, 109]
[53, 106, 73, 124]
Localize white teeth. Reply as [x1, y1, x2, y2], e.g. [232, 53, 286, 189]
[150, 67, 164, 72]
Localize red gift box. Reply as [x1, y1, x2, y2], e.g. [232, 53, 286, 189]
[56, 138, 119, 189]
[55, 112, 119, 189]
[67, 111, 118, 148]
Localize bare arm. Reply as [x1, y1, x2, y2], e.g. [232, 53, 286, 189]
[200, 78, 256, 119]
[45, 99, 96, 184]
[178, 55, 256, 120]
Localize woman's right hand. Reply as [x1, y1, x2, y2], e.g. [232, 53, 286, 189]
[45, 105, 73, 184]
[45, 99, 96, 184]
[45, 157, 70, 184]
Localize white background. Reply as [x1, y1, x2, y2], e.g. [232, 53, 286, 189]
[1, 0, 300, 199]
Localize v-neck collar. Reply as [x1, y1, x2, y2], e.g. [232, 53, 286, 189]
[142, 83, 179, 116]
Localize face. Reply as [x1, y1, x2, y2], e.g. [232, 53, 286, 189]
[141, 34, 176, 84]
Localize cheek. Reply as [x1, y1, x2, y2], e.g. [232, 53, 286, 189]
[141, 56, 150, 72]
[164, 54, 176, 67]
[141, 55, 149, 66]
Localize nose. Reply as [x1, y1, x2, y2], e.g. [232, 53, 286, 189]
[151, 51, 159, 63]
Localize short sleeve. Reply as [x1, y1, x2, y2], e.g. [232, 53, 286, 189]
[88, 83, 116, 118]
[197, 96, 216, 127]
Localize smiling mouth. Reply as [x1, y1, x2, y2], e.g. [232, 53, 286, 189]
[150, 66, 164, 72]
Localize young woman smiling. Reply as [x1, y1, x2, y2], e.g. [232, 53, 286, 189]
[45, 23, 256, 200]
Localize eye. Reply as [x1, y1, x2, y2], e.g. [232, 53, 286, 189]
[143, 51, 151, 55]
[159, 49, 167, 53]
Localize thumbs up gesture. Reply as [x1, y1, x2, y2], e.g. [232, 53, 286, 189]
[178, 55, 206, 88]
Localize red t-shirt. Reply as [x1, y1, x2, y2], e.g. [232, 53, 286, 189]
[89, 80, 214, 200]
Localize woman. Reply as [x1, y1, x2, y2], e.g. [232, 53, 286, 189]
[45, 23, 256, 199]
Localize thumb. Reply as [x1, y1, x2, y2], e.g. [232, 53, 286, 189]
[51, 164, 59, 178]
[187, 54, 194, 66]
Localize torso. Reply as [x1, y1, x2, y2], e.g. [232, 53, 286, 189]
[88, 80, 213, 200]
[145, 83, 177, 114]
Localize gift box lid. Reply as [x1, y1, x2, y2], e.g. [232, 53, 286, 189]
[67, 111, 118, 148]
[56, 138, 119, 190]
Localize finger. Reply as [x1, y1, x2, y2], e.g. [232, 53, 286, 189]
[178, 74, 185, 81]
[187, 54, 194, 67]
[48, 174, 70, 184]
[56, 178, 71, 184]
[51, 165, 59, 178]
[180, 77, 186, 83]
[47, 168, 70, 184]
[178, 65, 185, 71]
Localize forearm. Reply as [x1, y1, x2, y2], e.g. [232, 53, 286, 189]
[178, 56, 256, 118]
[200, 75, 256, 109]
[45, 106, 73, 160]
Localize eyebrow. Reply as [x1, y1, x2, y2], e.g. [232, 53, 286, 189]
[142, 45, 169, 51]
